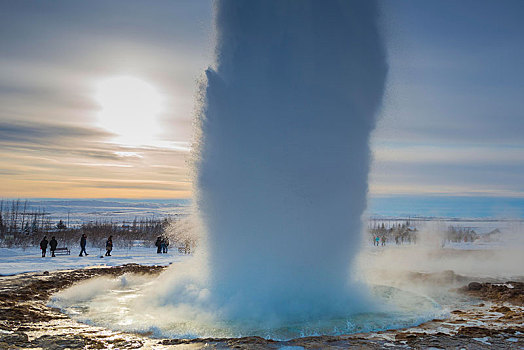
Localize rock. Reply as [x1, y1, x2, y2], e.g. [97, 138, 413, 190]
[0, 331, 29, 345]
[457, 326, 494, 337]
[32, 334, 85, 349]
[467, 282, 482, 291]
[493, 306, 511, 313]
[501, 311, 523, 320]
[395, 333, 417, 340]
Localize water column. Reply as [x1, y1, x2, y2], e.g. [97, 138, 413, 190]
[195, 0, 387, 323]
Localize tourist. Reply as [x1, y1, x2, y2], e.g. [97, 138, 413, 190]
[49, 236, 58, 257]
[155, 236, 162, 254]
[374, 236, 380, 246]
[40, 236, 48, 257]
[381, 236, 386, 246]
[79, 234, 88, 256]
[105, 235, 113, 256]
[162, 236, 169, 253]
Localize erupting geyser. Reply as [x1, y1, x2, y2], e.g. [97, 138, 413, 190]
[52, 0, 395, 339]
[196, 0, 387, 323]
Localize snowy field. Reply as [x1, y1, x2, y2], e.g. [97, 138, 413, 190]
[1, 219, 521, 277]
[0, 246, 189, 276]
[1, 199, 191, 227]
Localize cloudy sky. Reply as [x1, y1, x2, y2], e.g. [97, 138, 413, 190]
[373, 0, 524, 200]
[0, 0, 523, 201]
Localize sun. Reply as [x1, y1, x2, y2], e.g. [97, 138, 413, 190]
[95, 76, 165, 146]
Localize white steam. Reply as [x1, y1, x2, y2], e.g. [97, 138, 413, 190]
[193, 0, 387, 323]
[356, 221, 524, 296]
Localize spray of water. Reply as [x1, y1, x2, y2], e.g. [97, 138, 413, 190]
[194, 0, 387, 322]
[51, 0, 396, 338]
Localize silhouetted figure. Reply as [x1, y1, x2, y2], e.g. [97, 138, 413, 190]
[40, 236, 48, 257]
[79, 234, 88, 256]
[105, 235, 113, 256]
[162, 237, 169, 253]
[50, 236, 58, 257]
[155, 236, 162, 254]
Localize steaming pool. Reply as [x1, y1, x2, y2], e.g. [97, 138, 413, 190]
[50, 274, 445, 341]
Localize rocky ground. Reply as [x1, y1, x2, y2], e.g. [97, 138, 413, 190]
[0, 266, 523, 349]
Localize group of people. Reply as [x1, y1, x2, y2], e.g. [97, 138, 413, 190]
[39, 234, 113, 257]
[40, 234, 172, 257]
[155, 236, 169, 253]
[373, 235, 387, 246]
[39, 236, 58, 257]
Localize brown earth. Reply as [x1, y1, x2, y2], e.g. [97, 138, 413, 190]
[461, 281, 524, 305]
[0, 267, 523, 349]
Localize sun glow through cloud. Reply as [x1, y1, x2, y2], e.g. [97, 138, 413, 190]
[95, 76, 165, 146]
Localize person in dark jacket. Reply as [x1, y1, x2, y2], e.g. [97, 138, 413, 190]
[40, 236, 48, 257]
[162, 237, 169, 253]
[49, 236, 58, 257]
[79, 234, 88, 256]
[105, 235, 113, 256]
[155, 236, 162, 254]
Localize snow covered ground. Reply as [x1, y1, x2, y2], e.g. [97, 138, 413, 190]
[1, 218, 520, 276]
[0, 246, 189, 276]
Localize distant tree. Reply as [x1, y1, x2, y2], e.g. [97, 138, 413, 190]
[31, 217, 38, 233]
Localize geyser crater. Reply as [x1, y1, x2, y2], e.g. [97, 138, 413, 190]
[50, 273, 443, 340]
